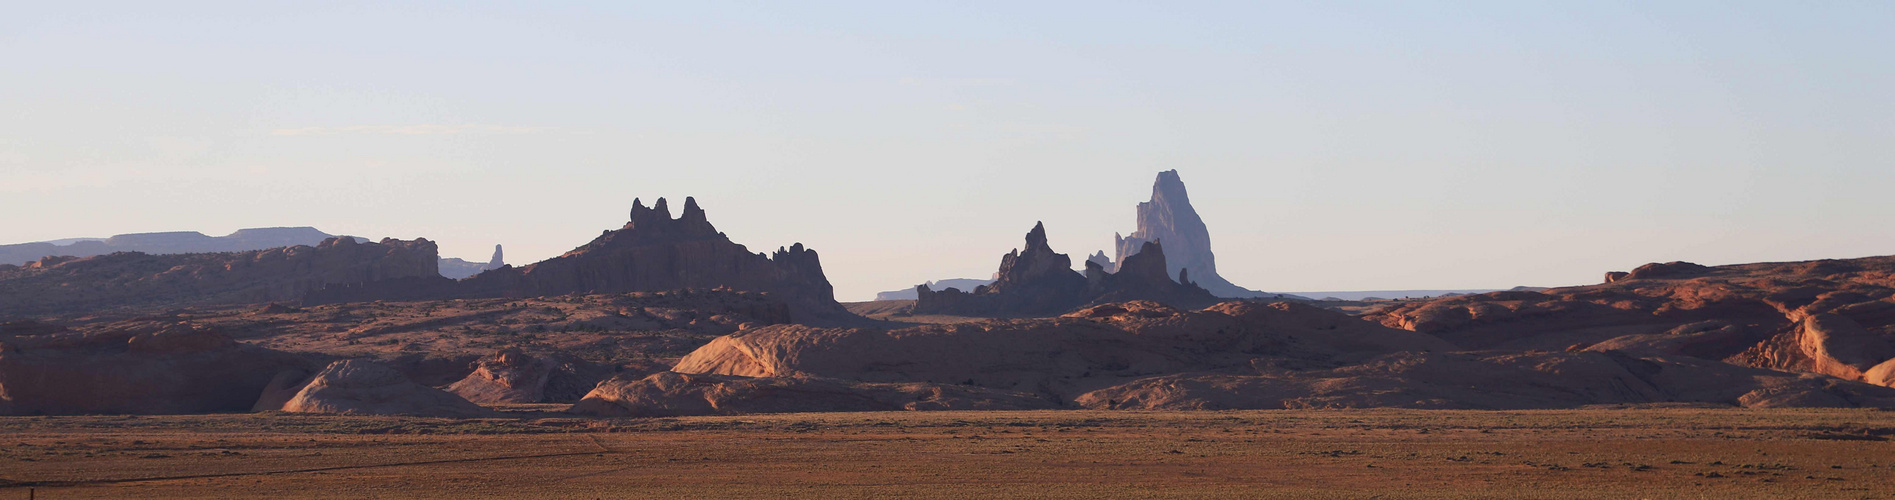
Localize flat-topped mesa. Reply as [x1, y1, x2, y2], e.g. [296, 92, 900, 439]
[915, 222, 1218, 317]
[0, 237, 441, 316]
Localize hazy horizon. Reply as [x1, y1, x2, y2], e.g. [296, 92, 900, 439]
[5, 2, 1892, 301]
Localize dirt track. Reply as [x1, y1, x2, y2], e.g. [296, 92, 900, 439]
[2, 408, 1892, 498]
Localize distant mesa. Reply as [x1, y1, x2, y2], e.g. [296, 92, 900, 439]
[874, 278, 994, 301]
[0, 226, 504, 281]
[1108, 170, 1268, 298]
[0, 236, 442, 316]
[912, 222, 1219, 316]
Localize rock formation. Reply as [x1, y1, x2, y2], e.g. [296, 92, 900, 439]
[437, 244, 507, 280]
[0, 237, 441, 317]
[1111, 170, 1265, 298]
[569, 371, 1056, 417]
[595, 298, 1895, 414]
[445, 348, 615, 404]
[913, 222, 1219, 316]
[1366, 256, 1895, 388]
[0, 322, 312, 415]
[306, 198, 854, 323]
[873, 278, 995, 301]
[271, 359, 490, 417]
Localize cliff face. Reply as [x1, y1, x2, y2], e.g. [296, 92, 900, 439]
[914, 222, 1219, 316]
[0, 237, 441, 317]
[1112, 170, 1264, 298]
[309, 198, 851, 323]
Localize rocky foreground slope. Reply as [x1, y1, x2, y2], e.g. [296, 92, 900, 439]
[574, 300, 1895, 416]
[1365, 257, 1895, 388]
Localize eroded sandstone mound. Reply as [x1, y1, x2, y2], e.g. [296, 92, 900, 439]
[0, 322, 311, 415]
[0, 237, 440, 317]
[569, 371, 1056, 417]
[446, 348, 617, 404]
[913, 223, 1219, 316]
[1365, 256, 1895, 388]
[272, 359, 490, 417]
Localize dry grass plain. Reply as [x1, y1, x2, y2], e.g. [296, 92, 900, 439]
[1, 408, 1892, 499]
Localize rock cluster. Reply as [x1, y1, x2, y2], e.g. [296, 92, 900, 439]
[913, 223, 1218, 316]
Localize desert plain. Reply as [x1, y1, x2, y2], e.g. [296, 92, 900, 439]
[3, 407, 1892, 499]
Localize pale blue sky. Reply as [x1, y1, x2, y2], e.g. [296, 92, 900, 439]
[4, 2, 1892, 300]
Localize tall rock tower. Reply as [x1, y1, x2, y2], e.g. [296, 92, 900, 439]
[1111, 170, 1265, 298]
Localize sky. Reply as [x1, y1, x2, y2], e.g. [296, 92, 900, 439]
[3, 1, 1892, 301]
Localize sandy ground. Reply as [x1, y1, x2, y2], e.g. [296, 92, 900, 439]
[2, 408, 1891, 498]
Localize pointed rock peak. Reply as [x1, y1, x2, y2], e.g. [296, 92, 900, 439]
[1026, 221, 1049, 250]
[682, 196, 704, 218]
[487, 244, 504, 267]
[630, 198, 647, 220]
[652, 197, 671, 219]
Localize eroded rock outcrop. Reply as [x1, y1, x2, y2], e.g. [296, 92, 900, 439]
[0, 322, 312, 415]
[569, 371, 1056, 417]
[272, 359, 490, 417]
[596, 295, 1895, 414]
[913, 223, 1219, 316]
[445, 348, 615, 404]
[1368, 256, 1895, 388]
[1111, 170, 1264, 298]
[306, 198, 853, 323]
[0, 237, 441, 316]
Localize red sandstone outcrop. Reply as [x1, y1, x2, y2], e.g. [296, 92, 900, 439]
[445, 348, 617, 404]
[914, 223, 1219, 316]
[1368, 256, 1895, 388]
[568, 371, 1056, 417]
[592, 296, 1895, 414]
[271, 359, 490, 417]
[0, 322, 312, 415]
[0, 237, 440, 317]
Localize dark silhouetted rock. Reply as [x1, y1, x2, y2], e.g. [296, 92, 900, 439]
[307, 198, 853, 323]
[438, 244, 507, 280]
[1111, 170, 1265, 298]
[914, 223, 1219, 316]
